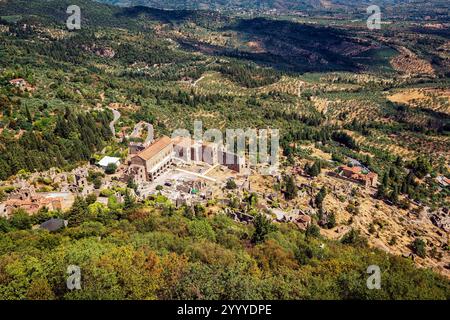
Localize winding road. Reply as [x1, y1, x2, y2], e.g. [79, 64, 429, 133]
[130, 121, 154, 144]
[108, 107, 121, 137]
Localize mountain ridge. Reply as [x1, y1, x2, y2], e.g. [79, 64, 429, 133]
[94, 0, 445, 12]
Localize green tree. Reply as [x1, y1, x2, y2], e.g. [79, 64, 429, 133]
[93, 177, 102, 189]
[246, 192, 258, 208]
[10, 209, 32, 230]
[410, 157, 432, 179]
[183, 205, 195, 220]
[327, 212, 336, 229]
[188, 219, 216, 242]
[0, 217, 12, 233]
[67, 196, 88, 226]
[305, 224, 320, 238]
[389, 186, 399, 204]
[124, 189, 136, 210]
[315, 186, 327, 208]
[341, 229, 368, 248]
[25, 105, 33, 123]
[382, 172, 389, 188]
[193, 204, 206, 218]
[127, 178, 138, 192]
[376, 183, 387, 200]
[105, 163, 117, 175]
[283, 175, 297, 200]
[307, 160, 322, 177]
[251, 213, 276, 244]
[85, 193, 97, 205]
[225, 179, 237, 190]
[412, 238, 426, 258]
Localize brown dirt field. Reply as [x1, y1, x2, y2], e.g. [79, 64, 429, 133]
[388, 90, 427, 104]
[304, 144, 332, 161]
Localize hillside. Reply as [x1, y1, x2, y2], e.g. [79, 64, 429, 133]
[0, 0, 449, 299]
[0, 199, 448, 300]
[96, 0, 447, 12]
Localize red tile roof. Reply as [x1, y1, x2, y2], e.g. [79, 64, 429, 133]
[10, 78, 25, 83]
[135, 136, 172, 161]
[341, 165, 362, 174]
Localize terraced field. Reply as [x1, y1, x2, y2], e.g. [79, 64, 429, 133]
[344, 130, 416, 159]
[388, 88, 450, 115]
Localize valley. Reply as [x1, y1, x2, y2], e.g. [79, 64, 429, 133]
[0, 0, 448, 300]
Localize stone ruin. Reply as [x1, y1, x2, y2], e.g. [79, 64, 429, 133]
[429, 208, 450, 232]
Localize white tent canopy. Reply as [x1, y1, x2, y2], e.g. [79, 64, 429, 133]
[98, 156, 121, 168]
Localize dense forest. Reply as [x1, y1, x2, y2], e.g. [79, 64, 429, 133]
[0, 194, 448, 300]
[0, 103, 112, 180]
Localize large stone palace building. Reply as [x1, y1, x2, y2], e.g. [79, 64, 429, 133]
[127, 135, 245, 183]
[129, 136, 174, 182]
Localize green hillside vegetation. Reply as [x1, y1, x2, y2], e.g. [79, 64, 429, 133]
[0, 196, 448, 300]
[0, 1, 447, 208]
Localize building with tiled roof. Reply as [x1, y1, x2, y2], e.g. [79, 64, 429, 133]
[9, 78, 26, 86]
[436, 176, 450, 188]
[127, 134, 246, 183]
[338, 165, 378, 188]
[130, 136, 174, 182]
[9, 78, 34, 91]
[0, 191, 64, 217]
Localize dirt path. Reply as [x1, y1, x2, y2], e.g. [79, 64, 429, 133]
[108, 107, 121, 136]
[193, 75, 206, 87]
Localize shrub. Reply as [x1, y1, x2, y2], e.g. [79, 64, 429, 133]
[10, 209, 32, 230]
[412, 238, 426, 258]
[341, 229, 368, 247]
[225, 179, 237, 190]
[188, 219, 216, 242]
[105, 163, 117, 175]
[305, 224, 321, 238]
